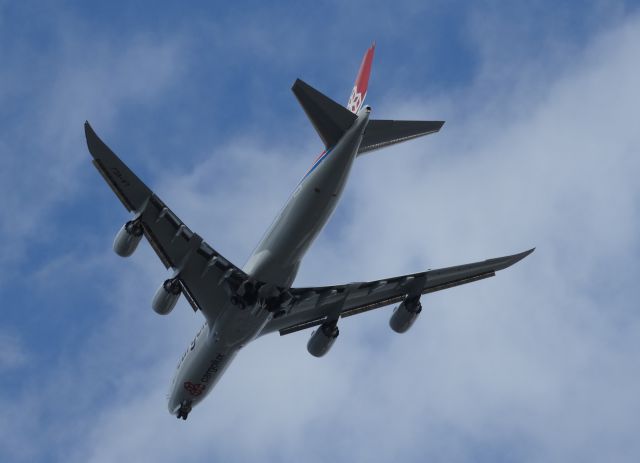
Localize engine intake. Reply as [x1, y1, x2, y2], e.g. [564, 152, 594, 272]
[113, 220, 143, 257]
[389, 296, 422, 333]
[307, 321, 339, 357]
[152, 278, 181, 315]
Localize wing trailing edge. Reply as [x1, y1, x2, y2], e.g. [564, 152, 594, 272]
[262, 248, 535, 336]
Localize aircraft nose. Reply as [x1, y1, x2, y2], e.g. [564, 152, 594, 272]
[168, 389, 186, 415]
[168, 396, 180, 415]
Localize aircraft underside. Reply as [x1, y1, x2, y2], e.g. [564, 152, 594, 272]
[85, 43, 533, 420]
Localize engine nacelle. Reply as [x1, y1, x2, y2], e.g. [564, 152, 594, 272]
[307, 322, 339, 357]
[152, 279, 181, 315]
[113, 220, 143, 257]
[389, 296, 422, 334]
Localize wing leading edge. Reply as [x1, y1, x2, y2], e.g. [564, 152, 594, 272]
[263, 248, 534, 336]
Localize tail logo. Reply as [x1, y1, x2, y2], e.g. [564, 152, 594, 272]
[347, 43, 375, 113]
[347, 86, 364, 113]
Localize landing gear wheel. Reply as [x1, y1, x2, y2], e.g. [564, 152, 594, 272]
[176, 400, 192, 420]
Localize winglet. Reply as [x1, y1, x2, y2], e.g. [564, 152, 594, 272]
[492, 248, 535, 272]
[347, 43, 375, 113]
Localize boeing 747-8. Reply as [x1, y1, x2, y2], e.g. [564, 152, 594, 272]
[85, 44, 533, 420]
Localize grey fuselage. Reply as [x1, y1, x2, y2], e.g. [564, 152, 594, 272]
[167, 108, 370, 415]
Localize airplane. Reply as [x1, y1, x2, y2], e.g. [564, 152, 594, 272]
[85, 44, 533, 420]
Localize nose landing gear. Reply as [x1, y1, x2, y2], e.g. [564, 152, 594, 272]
[176, 400, 192, 420]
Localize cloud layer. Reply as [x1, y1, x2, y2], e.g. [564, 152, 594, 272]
[1, 3, 639, 463]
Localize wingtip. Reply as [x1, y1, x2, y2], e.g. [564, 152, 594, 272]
[84, 121, 95, 142]
[490, 247, 535, 272]
[291, 77, 306, 91]
[508, 247, 536, 265]
[83, 121, 102, 155]
[523, 247, 536, 257]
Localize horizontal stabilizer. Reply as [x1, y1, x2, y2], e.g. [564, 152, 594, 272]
[358, 119, 445, 155]
[292, 79, 357, 149]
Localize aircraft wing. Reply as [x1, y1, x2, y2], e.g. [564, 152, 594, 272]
[263, 249, 534, 336]
[85, 121, 247, 321]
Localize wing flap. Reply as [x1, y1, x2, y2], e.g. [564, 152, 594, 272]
[136, 194, 248, 320]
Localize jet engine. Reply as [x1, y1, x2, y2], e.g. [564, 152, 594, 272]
[113, 220, 143, 257]
[307, 321, 339, 357]
[152, 278, 181, 315]
[389, 296, 422, 333]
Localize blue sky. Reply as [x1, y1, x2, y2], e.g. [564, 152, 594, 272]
[2, 1, 640, 462]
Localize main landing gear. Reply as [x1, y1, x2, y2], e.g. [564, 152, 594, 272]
[230, 279, 292, 314]
[176, 400, 192, 420]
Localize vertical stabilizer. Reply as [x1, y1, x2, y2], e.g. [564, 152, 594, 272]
[347, 43, 375, 113]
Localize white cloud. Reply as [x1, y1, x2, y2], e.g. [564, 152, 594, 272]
[0, 20, 185, 272]
[0, 331, 27, 371]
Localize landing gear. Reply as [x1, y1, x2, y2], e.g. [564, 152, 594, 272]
[231, 280, 292, 313]
[176, 400, 192, 420]
[263, 290, 292, 313]
[230, 280, 259, 309]
[230, 294, 245, 309]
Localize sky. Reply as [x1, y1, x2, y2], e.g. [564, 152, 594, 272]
[1, 0, 640, 462]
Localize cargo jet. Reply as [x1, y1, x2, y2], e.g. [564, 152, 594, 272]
[85, 44, 533, 420]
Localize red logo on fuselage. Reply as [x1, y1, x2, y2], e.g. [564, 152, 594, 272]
[184, 381, 206, 396]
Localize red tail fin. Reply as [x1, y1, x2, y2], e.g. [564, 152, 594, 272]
[347, 43, 375, 113]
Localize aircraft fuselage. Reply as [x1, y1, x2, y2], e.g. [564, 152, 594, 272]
[167, 108, 371, 415]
